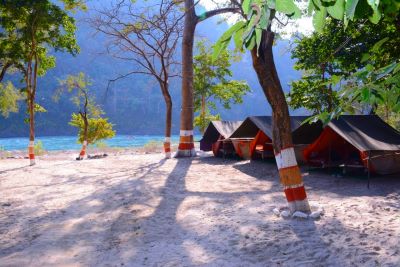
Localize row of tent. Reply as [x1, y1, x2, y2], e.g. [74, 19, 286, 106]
[200, 115, 400, 175]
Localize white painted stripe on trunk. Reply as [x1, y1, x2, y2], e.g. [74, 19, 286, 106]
[83, 141, 88, 146]
[165, 137, 171, 143]
[287, 202, 296, 213]
[180, 130, 193, 136]
[165, 152, 171, 158]
[275, 147, 297, 170]
[29, 141, 34, 147]
[30, 159, 35, 166]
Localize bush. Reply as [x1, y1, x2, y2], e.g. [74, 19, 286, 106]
[69, 113, 116, 145]
[34, 141, 46, 156]
[142, 140, 163, 153]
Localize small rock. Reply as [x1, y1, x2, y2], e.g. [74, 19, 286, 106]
[280, 210, 291, 218]
[292, 211, 308, 219]
[310, 211, 322, 219]
[273, 208, 280, 216]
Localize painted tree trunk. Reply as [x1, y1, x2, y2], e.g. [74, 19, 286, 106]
[175, 0, 196, 157]
[78, 118, 88, 160]
[251, 30, 310, 213]
[160, 82, 173, 159]
[28, 95, 35, 166]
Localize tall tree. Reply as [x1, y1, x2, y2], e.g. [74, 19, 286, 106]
[193, 40, 250, 133]
[176, 0, 240, 157]
[213, 0, 399, 212]
[0, 0, 81, 165]
[93, 0, 183, 158]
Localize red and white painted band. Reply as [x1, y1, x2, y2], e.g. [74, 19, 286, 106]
[165, 137, 171, 143]
[283, 183, 304, 189]
[180, 130, 193, 136]
[275, 147, 297, 170]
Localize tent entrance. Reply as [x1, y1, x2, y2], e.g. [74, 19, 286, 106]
[305, 127, 366, 173]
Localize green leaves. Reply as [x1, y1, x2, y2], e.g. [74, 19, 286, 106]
[345, 0, 359, 20]
[212, 21, 246, 61]
[275, 0, 301, 18]
[327, 0, 345, 20]
[313, 6, 327, 32]
[194, 41, 250, 132]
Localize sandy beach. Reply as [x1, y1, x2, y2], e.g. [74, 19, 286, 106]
[0, 151, 399, 266]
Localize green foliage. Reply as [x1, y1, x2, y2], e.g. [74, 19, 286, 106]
[34, 141, 46, 156]
[288, 76, 339, 114]
[194, 112, 221, 134]
[289, 19, 399, 115]
[69, 114, 116, 145]
[0, 82, 23, 117]
[194, 40, 250, 132]
[56, 72, 102, 118]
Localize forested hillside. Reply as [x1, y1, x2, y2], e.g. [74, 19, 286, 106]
[0, 3, 301, 137]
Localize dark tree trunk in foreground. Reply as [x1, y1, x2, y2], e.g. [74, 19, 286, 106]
[251, 30, 310, 213]
[176, 0, 239, 157]
[176, 0, 197, 157]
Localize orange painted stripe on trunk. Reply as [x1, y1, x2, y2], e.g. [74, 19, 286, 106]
[179, 135, 193, 143]
[178, 143, 194, 150]
[292, 185, 307, 201]
[278, 166, 302, 186]
[28, 147, 34, 154]
[164, 142, 171, 148]
[29, 154, 35, 160]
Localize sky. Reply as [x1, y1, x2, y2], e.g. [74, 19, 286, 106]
[199, 0, 314, 39]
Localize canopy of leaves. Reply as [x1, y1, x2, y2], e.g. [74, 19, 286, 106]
[69, 114, 115, 145]
[56, 72, 102, 118]
[0, 0, 80, 75]
[194, 40, 250, 132]
[288, 18, 399, 115]
[0, 82, 23, 118]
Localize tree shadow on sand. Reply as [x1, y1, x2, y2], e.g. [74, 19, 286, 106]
[1, 156, 399, 266]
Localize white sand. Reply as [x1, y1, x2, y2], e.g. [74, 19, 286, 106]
[0, 152, 400, 266]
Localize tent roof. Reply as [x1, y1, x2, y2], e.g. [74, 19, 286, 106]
[201, 120, 243, 143]
[229, 116, 320, 144]
[327, 115, 400, 151]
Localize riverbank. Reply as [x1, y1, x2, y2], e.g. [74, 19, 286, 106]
[1, 152, 399, 266]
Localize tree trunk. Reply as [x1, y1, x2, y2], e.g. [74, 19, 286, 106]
[201, 94, 206, 134]
[28, 94, 35, 166]
[251, 30, 310, 213]
[175, 0, 197, 157]
[78, 116, 88, 160]
[160, 81, 173, 158]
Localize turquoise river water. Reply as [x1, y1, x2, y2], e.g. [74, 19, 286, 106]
[0, 135, 201, 151]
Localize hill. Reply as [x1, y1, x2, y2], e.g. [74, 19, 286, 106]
[0, 3, 302, 137]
